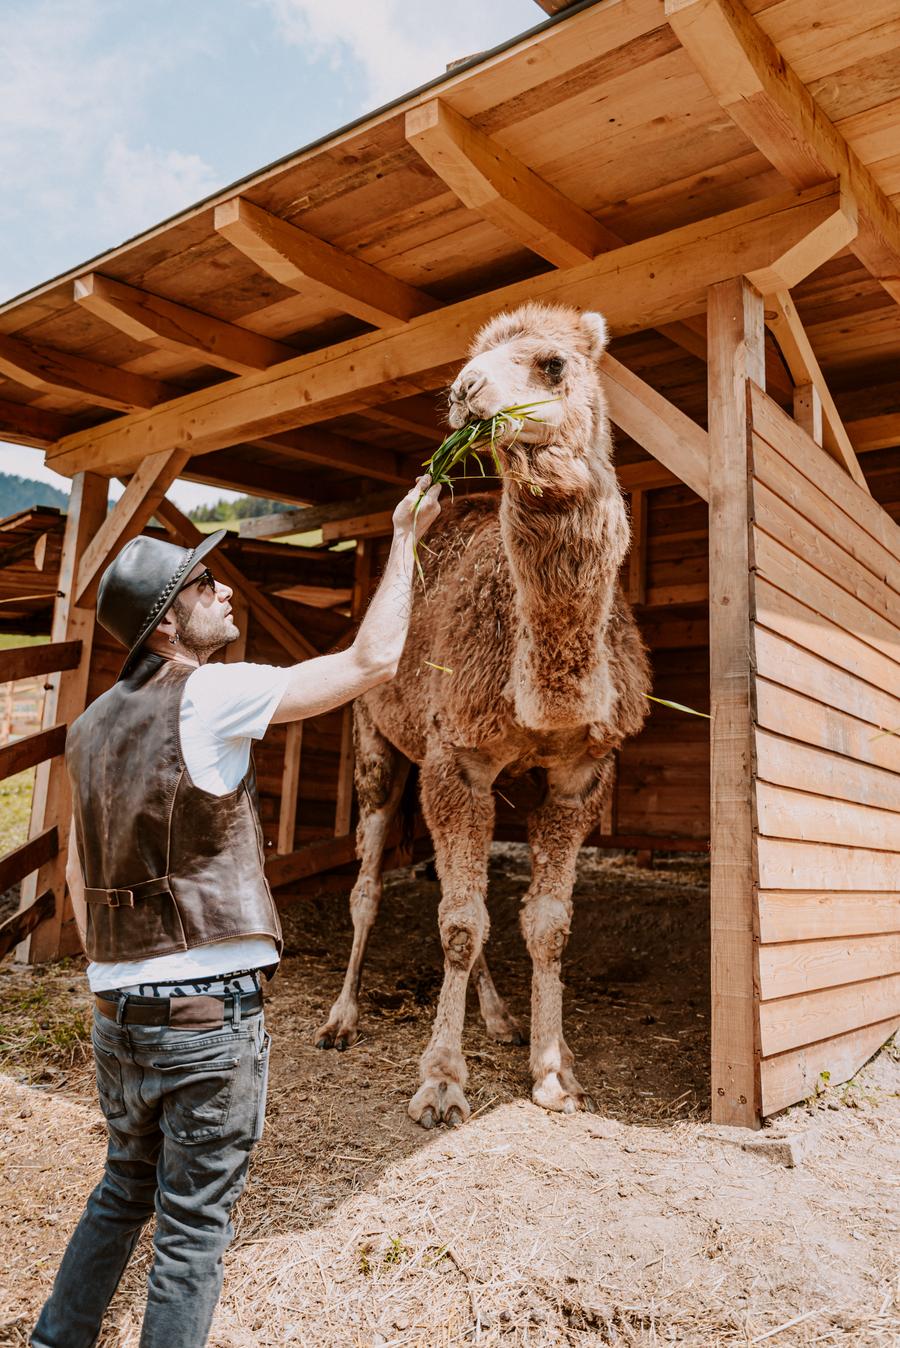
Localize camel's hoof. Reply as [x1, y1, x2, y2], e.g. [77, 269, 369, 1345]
[532, 1071, 593, 1115]
[314, 1016, 359, 1052]
[408, 1079, 471, 1130]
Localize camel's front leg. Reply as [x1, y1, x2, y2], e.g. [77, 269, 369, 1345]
[409, 750, 497, 1128]
[316, 701, 411, 1051]
[522, 756, 614, 1114]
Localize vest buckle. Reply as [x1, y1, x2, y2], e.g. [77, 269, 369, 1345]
[108, 888, 135, 908]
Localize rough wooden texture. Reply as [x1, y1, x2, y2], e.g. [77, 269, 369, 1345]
[666, 0, 900, 304]
[748, 382, 900, 1113]
[707, 276, 764, 1128]
[0, 641, 81, 683]
[0, 724, 66, 782]
[0, 828, 58, 897]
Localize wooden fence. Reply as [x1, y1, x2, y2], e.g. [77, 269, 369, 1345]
[0, 640, 83, 957]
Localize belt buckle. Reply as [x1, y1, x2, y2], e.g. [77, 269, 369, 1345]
[108, 888, 134, 908]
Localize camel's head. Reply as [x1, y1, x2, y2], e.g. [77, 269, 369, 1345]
[447, 303, 610, 492]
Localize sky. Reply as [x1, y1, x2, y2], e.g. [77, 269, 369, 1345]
[0, 0, 542, 511]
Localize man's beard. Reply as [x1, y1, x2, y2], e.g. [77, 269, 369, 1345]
[172, 596, 239, 660]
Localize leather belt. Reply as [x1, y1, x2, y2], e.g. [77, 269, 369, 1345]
[95, 989, 263, 1030]
[84, 876, 173, 909]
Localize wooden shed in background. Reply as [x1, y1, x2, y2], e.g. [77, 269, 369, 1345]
[1, 0, 899, 1126]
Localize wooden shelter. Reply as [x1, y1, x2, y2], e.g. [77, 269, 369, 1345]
[1, 0, 899, 1125]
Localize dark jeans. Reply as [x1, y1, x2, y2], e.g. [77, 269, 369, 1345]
[32, 1005, 270, 1348]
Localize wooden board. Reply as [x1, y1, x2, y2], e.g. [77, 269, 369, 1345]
[760, 1016, 899, 1116]
[758, 890, 900, 943]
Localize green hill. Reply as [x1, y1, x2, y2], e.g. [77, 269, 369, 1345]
[0, 472, 69, 518]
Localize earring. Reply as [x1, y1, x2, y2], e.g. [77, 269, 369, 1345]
[169, 634, 179, 645]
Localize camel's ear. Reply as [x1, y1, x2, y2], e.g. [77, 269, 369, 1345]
[579, 311, 609, 360]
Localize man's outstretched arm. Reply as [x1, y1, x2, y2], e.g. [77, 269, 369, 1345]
[270, 476, 441, 724]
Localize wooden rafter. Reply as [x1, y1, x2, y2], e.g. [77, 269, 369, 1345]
[74, 274, 296, 375]
[257, 427, 407, 484]
[666, 0, 900, 306]
[764, 290, 869, 492]
[152, 496, 318, 661]
[366, 405, 441, 442]
[239, 489, 403, 541]
[75, 448, 191, 607]
[602, 354, 709, 502]
[405, 98, 747, 376]
[46, 184, 856, 479]
[0, 398, 73, 449]
[406, 97, 620, 266]
[214, 197, 440, 328]
[0, 332, 176, 411]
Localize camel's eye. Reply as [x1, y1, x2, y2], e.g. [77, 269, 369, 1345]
[539, 355, 566, 383]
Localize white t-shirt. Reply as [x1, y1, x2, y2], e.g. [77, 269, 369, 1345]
[86, 661, 292, 993]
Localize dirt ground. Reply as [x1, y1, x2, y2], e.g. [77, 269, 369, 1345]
[0, 845, 897, 1347]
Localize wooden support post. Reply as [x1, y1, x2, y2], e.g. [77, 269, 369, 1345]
[793, 382, 823, 447]
[707, 276, 764, 1128]
[626, 490, 648, 606]
[334, 540, 372, 837]
[277, 721, 303, 855]
[19, 472, 108, 962]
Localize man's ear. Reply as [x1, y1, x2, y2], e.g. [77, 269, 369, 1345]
[155, 608, 178, 640]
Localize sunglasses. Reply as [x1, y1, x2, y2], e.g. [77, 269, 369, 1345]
[180, 566, 217, 596]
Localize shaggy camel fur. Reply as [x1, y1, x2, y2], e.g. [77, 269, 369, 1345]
[316, 302, 651, 1126]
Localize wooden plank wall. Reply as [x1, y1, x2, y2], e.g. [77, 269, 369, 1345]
[749, 384, 900, 1115]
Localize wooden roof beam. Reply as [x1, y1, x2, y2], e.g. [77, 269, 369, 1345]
[181, 451, 358, 506]
[45, 183, 856, 478]
[257, 427, 407, 485]
[666, 0, 900, 306]
[0, 333, 176, 411]
[75, 448, 190, 607]
[238, 489, 403, 541]
[405, 98, 797, 397]
[602, 354, 709, 501]
[0, 399, 74, 449]
[405, 97, 620, 267]
[214, 197, 440, 328]
[764, 290, 869, 492]
[74, 274, 296, 375]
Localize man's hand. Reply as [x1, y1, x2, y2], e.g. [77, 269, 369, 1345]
[393, 474, 442, 543]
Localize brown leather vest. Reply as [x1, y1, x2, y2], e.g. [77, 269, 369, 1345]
[66, 658, 282, 964]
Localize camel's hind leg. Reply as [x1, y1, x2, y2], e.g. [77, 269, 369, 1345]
[521, 755, 615, 1113]
[409, 749, 496, 1128]
[315, 699, 411, 1052]
[471, 953, 526, 1045]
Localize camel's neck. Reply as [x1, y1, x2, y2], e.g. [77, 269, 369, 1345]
[500, 451, 629, 732]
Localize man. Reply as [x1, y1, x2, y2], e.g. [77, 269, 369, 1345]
[31, 475, 441, 1348]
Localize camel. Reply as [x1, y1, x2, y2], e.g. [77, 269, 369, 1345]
[315, 301, 651, 1127]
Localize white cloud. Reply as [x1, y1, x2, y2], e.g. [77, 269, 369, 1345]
[98, 136, 220, 243]
[0, 0, 220, 298]
[263, 0, 530, 107]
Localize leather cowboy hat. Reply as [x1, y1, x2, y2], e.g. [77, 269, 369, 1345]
[97, 530, 228, 680]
